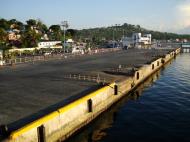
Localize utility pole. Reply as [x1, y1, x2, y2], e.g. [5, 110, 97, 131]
[122, 29, 125, 38]
[61, 21, 69, 54]
[112, 26, 115, 48]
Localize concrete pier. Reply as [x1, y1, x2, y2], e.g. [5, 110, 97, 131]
[0, 48, 181, 142]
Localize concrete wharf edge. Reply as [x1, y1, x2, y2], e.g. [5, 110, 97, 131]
[4, 48, 181, 142]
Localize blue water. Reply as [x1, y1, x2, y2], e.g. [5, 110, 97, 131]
[66, 53, 190, 142]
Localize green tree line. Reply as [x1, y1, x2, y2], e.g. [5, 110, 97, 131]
[76, 23, 190, 41]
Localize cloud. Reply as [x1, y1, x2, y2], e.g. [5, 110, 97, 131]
[177, 2, 190, 27]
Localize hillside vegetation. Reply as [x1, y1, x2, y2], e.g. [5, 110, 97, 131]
[76, 23, 190, 41]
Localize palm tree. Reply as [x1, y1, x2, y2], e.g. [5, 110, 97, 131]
[49, 25, 62, 40]
[21, 28, 41, 48]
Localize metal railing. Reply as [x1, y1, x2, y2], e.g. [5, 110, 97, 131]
[63, 74, 107, 84]
[1, 48, 121, 66]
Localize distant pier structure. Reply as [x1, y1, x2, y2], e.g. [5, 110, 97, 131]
[181, 43, 190, 53]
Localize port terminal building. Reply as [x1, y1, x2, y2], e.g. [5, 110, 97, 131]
[122, 33, 151, 49]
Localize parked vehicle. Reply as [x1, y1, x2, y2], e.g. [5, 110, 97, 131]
[43, 52, 52, 56]
[72, 47, 84, 54]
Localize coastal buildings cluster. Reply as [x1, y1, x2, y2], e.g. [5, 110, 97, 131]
[122, 33, 152, 48]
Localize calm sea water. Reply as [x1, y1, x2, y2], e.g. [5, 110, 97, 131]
[66, 53, 190, 142]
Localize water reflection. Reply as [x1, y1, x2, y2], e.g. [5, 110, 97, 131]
[65, 69, 162, 142]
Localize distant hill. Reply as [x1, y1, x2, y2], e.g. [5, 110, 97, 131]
[76, 23, 190, 41]
[178, 26, 190, 35]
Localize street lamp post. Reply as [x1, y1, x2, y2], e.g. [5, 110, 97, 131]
[61, 21, 69, 54]
[122, 29, 125, 38]
[112, 26, 115, 48]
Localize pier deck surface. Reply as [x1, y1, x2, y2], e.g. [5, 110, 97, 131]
[0, 48, 173, 127]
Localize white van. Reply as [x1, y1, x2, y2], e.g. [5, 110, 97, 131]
[72, 47, 84, 54]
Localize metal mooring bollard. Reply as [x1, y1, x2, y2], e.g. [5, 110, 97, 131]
[161, 59, 165, 64]
[114, 85, 118, 95]
[87, 99, 93, 112]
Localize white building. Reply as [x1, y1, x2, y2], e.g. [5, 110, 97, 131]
[38, 41, 62, 49]
[122, 33, 152, 48]
[132, 33, 151, 45]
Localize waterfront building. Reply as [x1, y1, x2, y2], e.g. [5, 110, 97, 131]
[122, 33, 152, 48]
[132, 33, 151, 45]
[38, 41, 62, 49]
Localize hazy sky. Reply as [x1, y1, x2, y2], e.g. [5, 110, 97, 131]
[1, 0, 190, 33]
